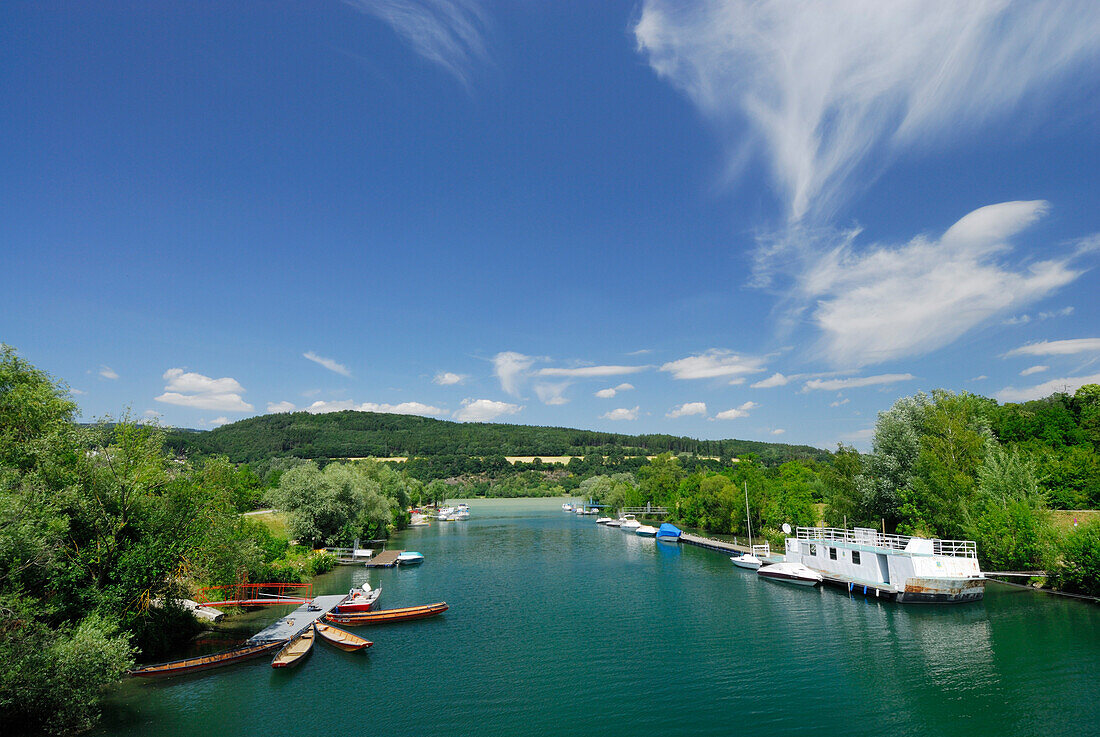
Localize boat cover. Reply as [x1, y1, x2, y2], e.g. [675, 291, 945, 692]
[657, 523, 682, 538]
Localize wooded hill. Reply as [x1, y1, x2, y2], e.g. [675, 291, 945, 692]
[163, 410, 831, 466]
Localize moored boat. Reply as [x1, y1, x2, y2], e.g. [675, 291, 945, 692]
[562, 503, 574, 512]
[730, 553, 762, 570]
[271, 624, 316, 668]
[129, 640, 285, 678]
[315, 621, 374, 652]
[596, 517, 614, 525]
[396, 551, 425, 565]
[334, 584, 381, 613]
[635, 524, 658, 537]
[605, 518, 622, 528]
[757, 561, 823, 586]
[655, 523, 682, 542]
[620, 514, 641, 532]
[325, 601, 449, 626]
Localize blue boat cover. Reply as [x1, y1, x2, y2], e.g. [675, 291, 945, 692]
[657, 523, 682, 538]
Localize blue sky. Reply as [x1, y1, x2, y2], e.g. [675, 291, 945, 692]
[3, 1, 1099, 450]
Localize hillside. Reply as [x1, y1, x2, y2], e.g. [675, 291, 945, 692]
[164, 410, 831, 466]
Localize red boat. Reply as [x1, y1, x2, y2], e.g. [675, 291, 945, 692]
[333, 584, 381, 614]
[324, 601, 448, 626]
[129, 640, 285, 678]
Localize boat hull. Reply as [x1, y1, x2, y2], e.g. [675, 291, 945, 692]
[758, 570, 820, 586]
[896, 576, 986, 604]
[655, 535, 679, 542]
[730, 555, 761, 570]
[129, 640, 284, 678]
[315, 622, 374, 651]
[325, 602, 449, 626]
[271, 626, 315, 668]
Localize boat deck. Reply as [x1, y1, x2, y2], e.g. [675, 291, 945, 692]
[245, 594, 348, 645]
[363, 550, 402, 568]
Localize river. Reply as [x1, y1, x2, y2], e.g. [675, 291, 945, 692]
[95, 498, 1099, 737]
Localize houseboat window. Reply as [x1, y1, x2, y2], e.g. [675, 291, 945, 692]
[829, 547, 837, 560]
[852, 551, 861, 565]
[809, 544, 817, 556]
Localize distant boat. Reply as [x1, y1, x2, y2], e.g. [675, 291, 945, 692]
[314, 621, 373, 652]
[596, 517, 615, 525]
[730, 481, 762, 570]
[562, 503, 574, 512]
[271, 625, 316, 668]
[325, 602, 449, 626]
[656, 523, 682, 542]
[635, 525, 658, 537]
[456, 504, 470, 520]
[606, 518, 623, 528]
[620, 514, 641, 532]
[756, 561, 823, 587]
[396, 551, 424, 565]
[129, 640, 284, 678]
[334, 584, 381, 613]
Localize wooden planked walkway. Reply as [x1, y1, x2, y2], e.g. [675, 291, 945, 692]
[363, 550, 402, 568]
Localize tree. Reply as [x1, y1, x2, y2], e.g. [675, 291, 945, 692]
[822, 444, 863, 527]
[856, 392, 931, 528]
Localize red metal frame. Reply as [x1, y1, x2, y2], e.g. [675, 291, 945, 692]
[196, 582, 313, 607]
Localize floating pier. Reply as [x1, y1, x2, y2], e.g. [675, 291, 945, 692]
[363, 550, 403, 568]
[246, 594, 348, 645]
[679, 533, 782, 561]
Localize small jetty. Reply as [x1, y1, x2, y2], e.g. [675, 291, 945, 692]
[363, 550, 403, 568]
[246, 594, 348, 645]
[680, 533, 771, 558]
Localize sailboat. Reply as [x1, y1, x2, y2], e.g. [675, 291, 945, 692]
[730, 481, 763, 570]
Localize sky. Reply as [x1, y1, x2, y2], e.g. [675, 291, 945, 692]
[2, 0, 1099, 450]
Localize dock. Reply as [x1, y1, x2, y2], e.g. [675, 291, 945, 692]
[245, 594, 347, 645]
[363, 550, 403, 568]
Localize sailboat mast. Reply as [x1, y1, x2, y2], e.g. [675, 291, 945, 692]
[744, 480, 752, 548]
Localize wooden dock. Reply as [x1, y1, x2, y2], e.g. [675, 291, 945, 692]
[679, 533, 783, 563]
[363, 550, 403, 568]
[245, 594, 347, 645]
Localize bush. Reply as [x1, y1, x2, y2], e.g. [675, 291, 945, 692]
[1050, 519, 1100, 597]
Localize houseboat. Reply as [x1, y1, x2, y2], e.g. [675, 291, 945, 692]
[783, 527, 985, 604]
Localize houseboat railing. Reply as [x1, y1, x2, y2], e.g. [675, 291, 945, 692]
[795, 527, 977, 558]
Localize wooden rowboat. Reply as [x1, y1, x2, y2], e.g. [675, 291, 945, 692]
[324, 601, 448, 626]
[129, 640, 285, 678]
[315, 621, 374, 651]
[271, 624, 316, 668]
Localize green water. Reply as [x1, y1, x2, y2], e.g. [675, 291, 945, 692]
[96, 498, 1099, 737]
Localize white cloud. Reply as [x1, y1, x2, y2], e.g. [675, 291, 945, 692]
[493, 351, 534, 396]
[667, 401, 707, 418]
[99, 365, 119, 380]
[1039, 307, 1074, 320]
[751, 372, 790, 389]
[840, 427, 876, 443]
[142, 409, 161, 419]
[805, 202, 1080, 367]
[995, 372, 1100, 403]
[594, 383, 635, 399]
[771, 429, 786, 436]
[267, 401, 297, 413]
[802, 373, 915, 392]
[714, 401, 758, 420]
[70, 388, 86, 395]
[534, 382, 570, 406]
[1020, 365, 1049, 377]
[306, 399, 447, 417]
[303, 351, 351, 377]
[634, 1, 1100, 224]
[345, 0, 489, 87]
[1003, 314, 1032, 325]
[970, 375, 988, 382]
[155, 368, 253, 412]
[626, 349, 653, 356]
[830, 398, 850, 407]
[207, 416, 230, 427]
[454, 398, 522, 422]
[1004, 338, 1100, 357]
[433, 371, 467, 385]
[660, 349, 766, 380]
[601, 406, 640, 421]
[536, 365, 647, 378]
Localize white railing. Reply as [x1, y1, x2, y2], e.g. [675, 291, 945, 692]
[795, 527, 977, 558]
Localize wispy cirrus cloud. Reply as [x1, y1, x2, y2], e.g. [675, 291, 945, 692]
[346, 0, 490, 87]
[155, 369, 254, 412]
[493, 351, 535, 396]
[534, 382, 570, 406]
[303, 351, 351, 377]
[802, 373, 914, 392]
[536, 365, 647, 378]
[1004, 338, 1100, 357]
[99, 365, 119, 380]
[1020, 365, 1049, 377]
[454, 398, 522, 422]
[634, 1, 1100, 224]
[433, 371, 468, 385]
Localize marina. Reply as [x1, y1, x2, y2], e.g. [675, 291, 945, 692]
[101, 498, 1100, 737]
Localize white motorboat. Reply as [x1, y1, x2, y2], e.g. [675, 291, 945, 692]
[606, 518, 623, 528]
[756, 561, 823, 586]
[730, 553, 762, 570]
[596, 517, 614, 525]
[396, 551, 425, 566]
[436, 507, 455, 520]
[562, 503, 574, 512]
[456, 504, 470, 519]
[635, 525, 658, 537]
[620, 514, 641, 532]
